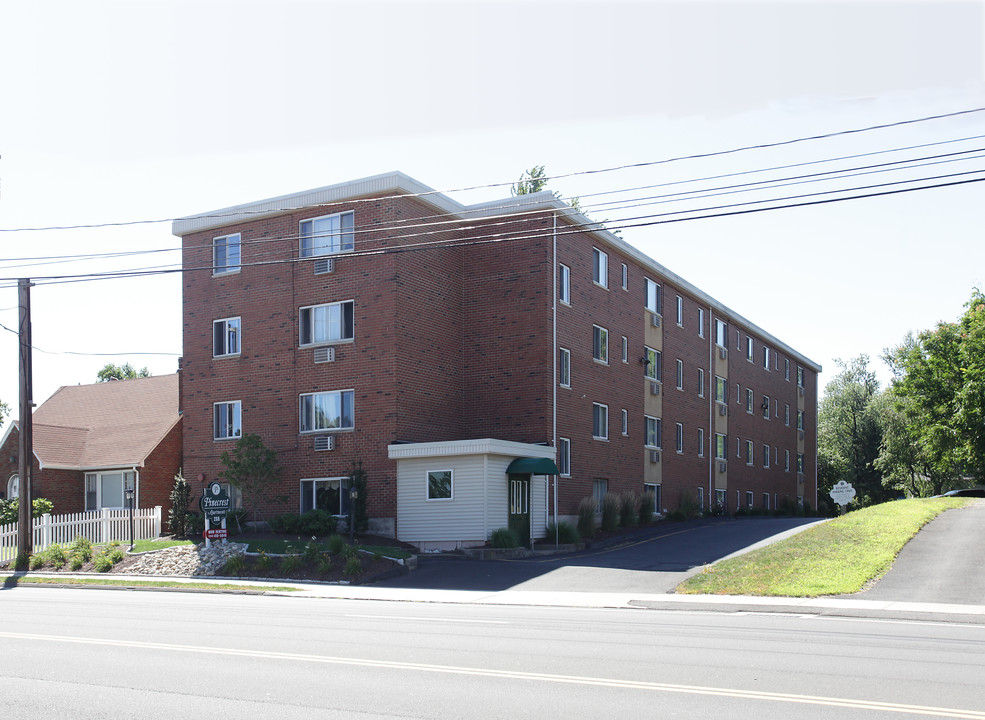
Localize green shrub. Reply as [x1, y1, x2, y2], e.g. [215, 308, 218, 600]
[108, 547, 125, 564]
[68, 536, 93, 561]
[280, 554, 302, 573]
[185, 511, 205, 537]
[0, 497, 54, 525]
[327, 534, 346, 555]
[69, 555, 85, 571]
[43, 543, 67, 568]
[678, 491, 700, 520]
[489, 527, 520, 548]
[619, 491, 638, 528]
[343, 555, 362, 577]
[545, 521, 579, 544]
[639, 491, 655, 525]
[93, 555, 113, 572]
[601, 493, 620, 531]
[577, 496, 597, 538]
[270, 513, 303, 535]
[222, 555, 245, 575]
[168, 473, 191, 537]
[317, 555, 333, 574]
[29, 554, 45, 570]
[299, 509, 337, 537]
[341, 543, 360, 560]
[226, 509, 248, 535]
[302, 539, 322, 563]
[255, 551, 272, 573]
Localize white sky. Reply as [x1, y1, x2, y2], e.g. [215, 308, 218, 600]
[0, 0, 983, 421]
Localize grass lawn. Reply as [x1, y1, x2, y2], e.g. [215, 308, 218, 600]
[129, 539, 194, 553]
[677, 498, 970, 597]
[4, 576, 299, 592]
[245, 538, 412, 560]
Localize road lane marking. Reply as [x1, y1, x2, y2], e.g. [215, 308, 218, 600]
[343, 614, 509, 624]
[1, 630, 982, 718]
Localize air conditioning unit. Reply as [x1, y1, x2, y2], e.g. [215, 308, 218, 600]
[314, 435, 335, 451]
[799, 430, 805, 441]
[797, 472, 804, 483]
[650, 381, 661, 396]
[314, 346, 336, 364]
[799, 386, 805, 397]
[719, 347, 727, 360]
[718, 403, 728, 416]
[314, 257, 335, 275]
[649, 450, 660, 463]
[718, 462, 727, 473]
[651, 314, 661, 328]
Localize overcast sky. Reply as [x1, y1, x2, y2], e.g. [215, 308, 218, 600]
[1, 0, 983, 421]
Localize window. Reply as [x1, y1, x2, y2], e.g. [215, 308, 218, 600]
[797, 409, 804, 431]
[676, 359, 683, 390]
[300, 211, 354, 257]
[645, 278, 662, 315]
[621, 263, 628, 290]
[300, 477, 351, 515]
[797, 366, 805, 387]
[621, 409, 628, 436]
[763, 493, 770, 510]
[213, 233, 241, 275]
[559, 264, 570, 304]
[427, 470, 453, 500]
[558, 438, 571, 477]
[214, 401, 242, 440]
[213, 317, 241, 357]
[698, 308, 705, 337]
[593, 479, 608, 510]
[675, 422, 683, 453]
[644, 483, 661, 515]
[746, 491, 754, 508]
[745, 440, 754, 465]
[785, 404, 790, 426]
[763, 346, 770, 370]
[644, 347, 660, 380]
[715, 488, 726, 512]
[84, 471, 137, 511]
[300, 301, 354, 346]
[763, 444, 770, 468]
[697, 368, 705, 397]
[592, 403, 608, 440]
[785, 449, 790, 472]
[736, 382, 741, 404]
[299, 390, 354, 433]
[645, 416, 661, 448]
[697, 428, 705, 457]
[785, 358, 790, 380]
[715, 433, 727, 459]
[593, 325, 608, 363]
[715, 319, 727, 347]
[797, 453, 804, 473]
[763, 395, 770, 419]
[746, 336, 754, 361]
[697, 487, 705, 510]
[592, 247, 608, 288]
[676, 295, 684, 326]
[745, 388, 753, 413]
[6, 474, 18, 500]
[715, 376, 727, 404]
[559, 348, 571, 388]
[621, 336, 628, 363]
[219, 483, 244, 510]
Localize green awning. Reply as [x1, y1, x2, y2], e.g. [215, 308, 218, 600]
[506, 457, 560, 475]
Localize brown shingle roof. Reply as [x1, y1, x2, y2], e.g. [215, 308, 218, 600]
[31, 374, 180, 469]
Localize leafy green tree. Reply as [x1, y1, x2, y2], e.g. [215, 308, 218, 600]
[167, 472, 192, 537]
[219, 434, 279, 523]
[817, 356, 891, 506]
[97, 362, 151, 382]
[955, 289, 985, 478]
[512, 165, 549, 196]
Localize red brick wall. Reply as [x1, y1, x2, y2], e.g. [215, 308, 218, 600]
[140, 419, 182, 516]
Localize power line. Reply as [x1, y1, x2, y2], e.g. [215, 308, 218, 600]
[0, 320, 180, 357]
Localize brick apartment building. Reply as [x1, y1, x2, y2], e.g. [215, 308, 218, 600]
[174, 172, 820, 549]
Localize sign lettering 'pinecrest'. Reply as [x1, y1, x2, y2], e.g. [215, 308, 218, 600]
[199, 482, 231, 525]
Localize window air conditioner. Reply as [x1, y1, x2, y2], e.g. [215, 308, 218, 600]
[650, 381, 661, 396]
[799, 430, 805, 441]
[799, 386, 805, 397]
[314, 257, 335, 275]
[719, 462, 727, 473]
[651, 314, 661, 328]
[718, 403, 728, 416]
[649, 450, 660, 463]
[719, 347, 727, 360]
[314, 346, 336, 364]
[314, 435, 335, 451]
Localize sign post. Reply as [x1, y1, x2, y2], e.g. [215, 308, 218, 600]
[829, 480, 856, 514]
[199, 482, 231, 548]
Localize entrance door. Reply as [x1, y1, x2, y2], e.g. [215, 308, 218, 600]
[508, 473, 531, 547]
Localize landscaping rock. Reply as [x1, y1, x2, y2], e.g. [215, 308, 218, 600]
[120, 542, 247, 576]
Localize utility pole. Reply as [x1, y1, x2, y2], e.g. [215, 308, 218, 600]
[17, 278, 34, 564]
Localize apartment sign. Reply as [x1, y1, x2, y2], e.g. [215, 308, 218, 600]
[829, 480, 856, 507]
[200, 482, 231, 525]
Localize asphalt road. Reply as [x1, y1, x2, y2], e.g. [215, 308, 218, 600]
[3, 587, 985, 719]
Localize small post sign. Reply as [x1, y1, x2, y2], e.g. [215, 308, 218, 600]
[200, 482, 231, 547]
[829, 480, 856, 512]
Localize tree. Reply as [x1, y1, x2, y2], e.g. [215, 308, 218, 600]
[511, 165, 584, 215]
[817, 356, 891, 506]
[955, 289, 985, 479]
[219, 434, 279, 523]
[97, 362, 151, 382]
[167, 471, 192, 537]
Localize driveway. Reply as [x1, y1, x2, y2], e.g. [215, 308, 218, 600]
[377, 516, 822, 594]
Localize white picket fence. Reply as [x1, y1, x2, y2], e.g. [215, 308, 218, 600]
[0, 507, 162, 562]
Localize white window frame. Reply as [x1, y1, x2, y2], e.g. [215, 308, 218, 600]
[676, 295, 684, 326]
[84, 470, 137, 511]
[746, 336, 754, 361]
[592, 247, 608, 289]
[675, 422, 683, 453]
[698, 308, 705, 338]
[763, 395, 770, 420]
[746, 491, 754, 508]
[645, 278, 661, 315]
[797, 409, 805, 431]
[593, 479, 608, 511]
[593, 325, 608, 363]
[697, 428, 705, 457]
[621, 409, 628, 436]
[676, 359, 683, 390]
[698, 368, 705, 397]
[426, 469, 454, 501]
[785, 449, 790, 472]
[299, 390, 355, 433]
[785, 358, 790, 381]
[746, 440, 754, 465]
[300, 211, 354, 258]
[559, 348, 571, 388]
[746, 388, 753, 414]
[299, 300, 354, 347]
[559, 264, 571, 305]
[592, 403, 609, 440]
[715, 433, 726, 460]
[300, 477, 351, 515]
[213, 316, 241, 358]
[621, 336, 628, 363]
[6, 474, 18, 500]
[715, 318, 727, 347]
[621, 263, 628, 290]
[213, 401, 242, 441]
[763, 346, 770, 370]
[797, 453, 804, 473]
[785, 404, 790, 426]
[213, 233, 241, 276]
[558, 438, 571, 477]
[644, 347, 660, 380]
[715, 376, 727, 404]
[797, 366, 805, 388]
[763, 443, 770, 468]
[645, 415, 661, 449]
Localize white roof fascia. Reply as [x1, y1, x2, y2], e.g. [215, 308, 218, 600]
[0, 421, 44, 470]
[388, 438, 555, 461]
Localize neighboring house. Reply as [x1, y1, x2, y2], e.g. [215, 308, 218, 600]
[0, 374, 182, 519]
[174, 171, 821, 550]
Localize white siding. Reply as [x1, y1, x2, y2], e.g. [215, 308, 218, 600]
[397, 456, 489, 543]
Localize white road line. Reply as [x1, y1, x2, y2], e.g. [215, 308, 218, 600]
[343, 614, 509, 624]
[1, 630, 982, 718]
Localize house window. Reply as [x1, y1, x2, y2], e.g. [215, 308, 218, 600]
[84, 471, 137, 511]
[797, 453, 804, 473]
[644, 483, 661, 514]
[621, 409, 628, 436]
[746, 336, 754, 361]
[300, 477, 351, 515]
[621, 263, 628, 290]
[797, 366, 805, 387]
[427, 470, 453, 501]
[715, 319, 727, 347]
[746, 491, 754, 508]
[6, 474, 18, 500]
[676, 359, 683, 390]
[715, 376, 727, 404]
[763, 492, 770, 510]
[592, 248, 608, 288]
[299, 301, 354, 346]
[797, 410, 804, 430]
[621, 336, 628, 363]
[763, 346, 770, 370]
[697, 487, 705, 511]
[214, 401, 242, 440]
[213, 317, 241, 357]
[698, 308, 705, 337]
[644, 347, 660, 380]
[218, 483, 244, 510]
[736, 382, 741, 404]
[784, 404, 790, 426]
[745, 440, 754, 465]
[785, 449, 790, 472]
[593, 479, 608, 510]
[558, 438, 571, 477]
[763, 395, 770, 419]
[299, 390, 354, 433]
[745, 388, 753, 414]
[676, 296, 684, 326]
[715, 433, 726, 460]
[697, 428, 705, 457]
[592, 403, 608, 440]
[559, 348, 571, 388]
[213, 233, 241, 275]
[645, 278, 662, 315]
[593, 325, 608, 363]
[559, 264, 570, 304]
[645, 416, 661, 448]
[300, 211, 354, 257]
[675, 422, 683, 453]
[697, 368, 705, 397]
[715, 488, 726, 512]
[785, 358, 790, 381]
[763, 444, 770, 468]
